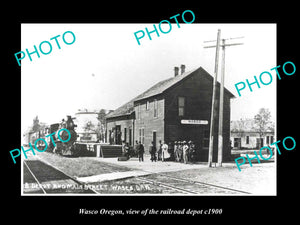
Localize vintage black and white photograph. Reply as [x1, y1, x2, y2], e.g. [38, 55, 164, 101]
[21, 23, 276, 196]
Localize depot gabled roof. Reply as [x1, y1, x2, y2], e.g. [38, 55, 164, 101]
[106, 66, 235, 119]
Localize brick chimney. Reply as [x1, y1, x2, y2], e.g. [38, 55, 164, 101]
[174, 67, 179, 77]
[180, 64, 186, 75]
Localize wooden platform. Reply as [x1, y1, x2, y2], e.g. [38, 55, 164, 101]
[74, 143, 123, 158]
[99, 145, 123, 158]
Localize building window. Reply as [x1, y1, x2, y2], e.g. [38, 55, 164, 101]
[154, 99, 158, 118]
[137, 104, 141, 119]
[246, 136, 249, 144]
[234, 138, 242, 148]
[178, 97, 185, 116]
[270, 136, 274, 144]
[139, 128, 144, 144]
[146, 101, 150, 111]
[266, 136, 274, 144]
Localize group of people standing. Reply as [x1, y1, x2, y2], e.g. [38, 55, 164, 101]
[122, 141, 145, 162]
[173, 140, 196, 163]
[148, 140, 197, 164]
[149, 140, 171, 162]
[122, 140, 197, 163]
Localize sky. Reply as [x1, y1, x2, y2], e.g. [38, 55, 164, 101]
[21, 23, 276, 135]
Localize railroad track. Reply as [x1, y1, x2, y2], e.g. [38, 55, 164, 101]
[135, 176, 199, 194]
[23, 157, 250, 195]
[137, 173, 251, 194]
[88, 165, 250, 195]
[23, 160, 96, 194]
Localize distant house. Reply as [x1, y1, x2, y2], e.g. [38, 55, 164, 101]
[22, 119, 47, 146]
[74, 109, 112, 143]
[106, 65, 235, 162]
[230, 119, 275, 149]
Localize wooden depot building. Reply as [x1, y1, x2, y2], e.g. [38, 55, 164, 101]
[106, 65, 235, 162]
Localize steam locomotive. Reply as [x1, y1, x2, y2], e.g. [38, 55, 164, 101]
[29, 115, 79, 156]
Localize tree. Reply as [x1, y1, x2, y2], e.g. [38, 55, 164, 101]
[97, 109, 107, 142]
[253, 108, 273, 147]
[32, 116, 40, 132]
[97, 109, 106, 123]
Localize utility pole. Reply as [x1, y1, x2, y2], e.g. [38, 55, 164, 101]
[204, 35, 244, 167]
[218, 39, 226, 167]
[206, 29, 221, 167]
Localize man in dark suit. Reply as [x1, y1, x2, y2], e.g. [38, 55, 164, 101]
[138, 141, 144, 162]
[149, 141, 157, 162]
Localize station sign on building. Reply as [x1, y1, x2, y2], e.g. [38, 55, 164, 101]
[181, 120, 209, 125]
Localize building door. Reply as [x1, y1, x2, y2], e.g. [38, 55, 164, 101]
[115, 125, 121, 145]
[234, 138, 241, 149]
[110, 129, 115, 144]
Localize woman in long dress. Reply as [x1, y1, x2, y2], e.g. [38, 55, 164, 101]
[161, 141, 170, 161]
